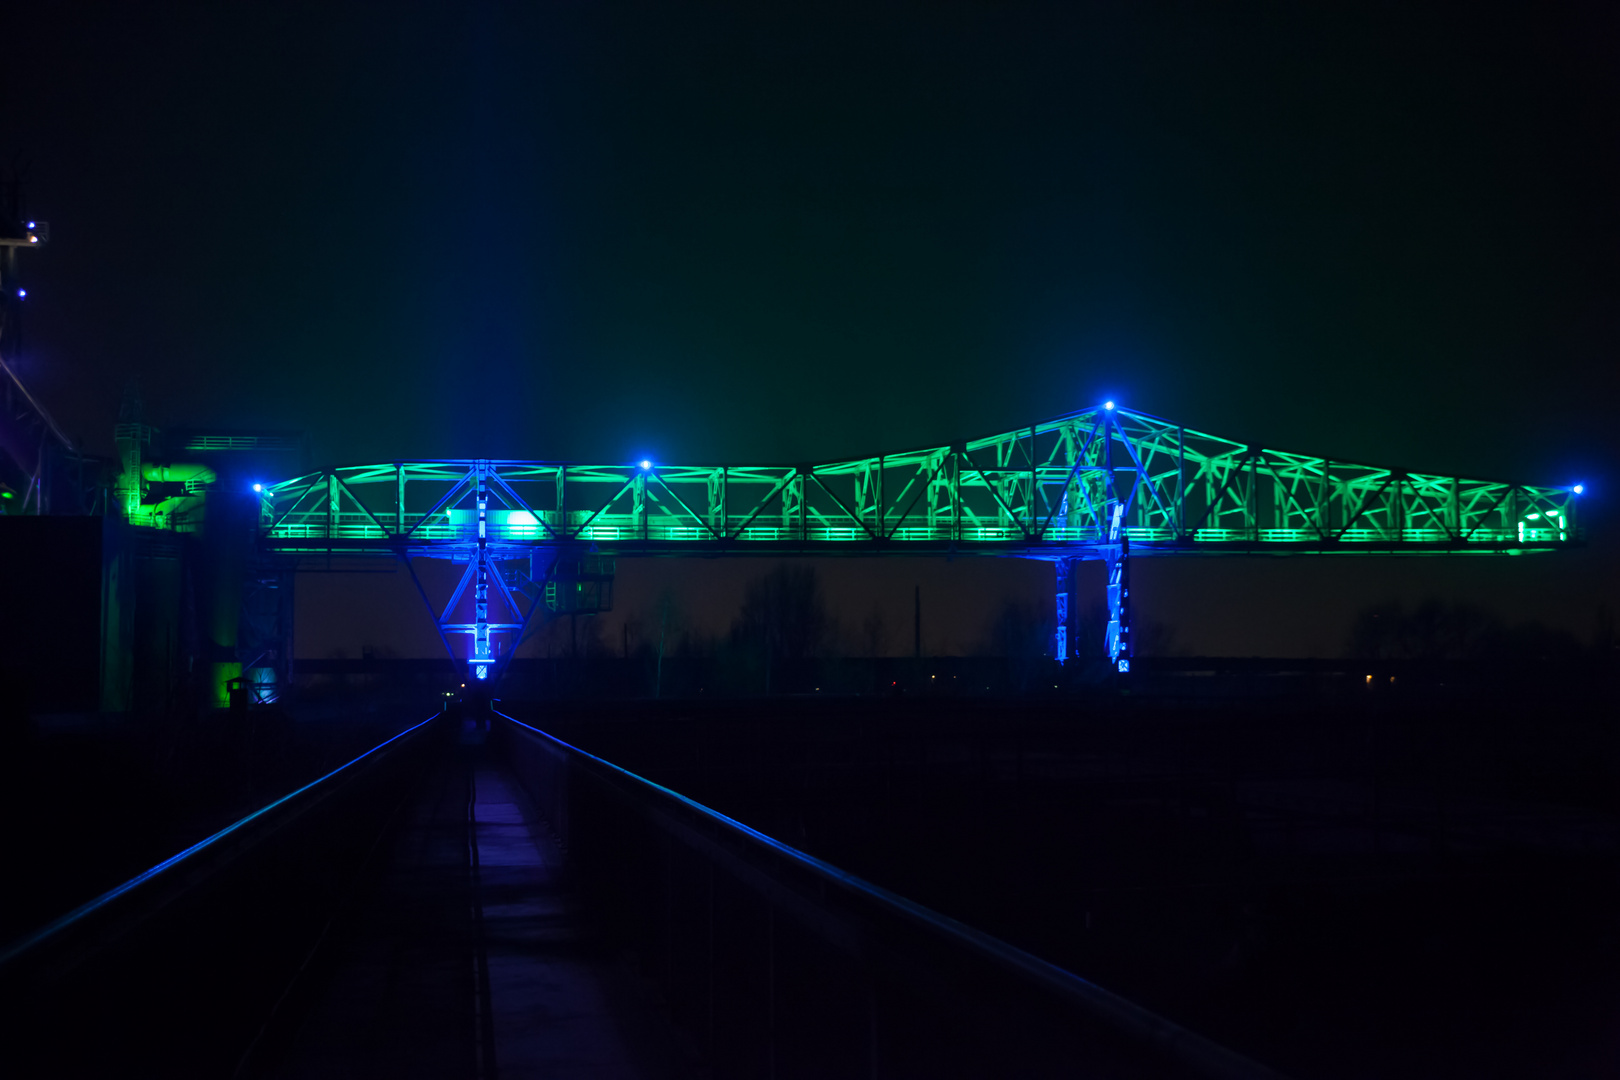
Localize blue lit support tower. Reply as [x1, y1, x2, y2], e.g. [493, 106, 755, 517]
[1051, 513, 1130, 672]
[472, 462, 492, 680]
[1054, 556, 1079, 664]
[1052, 400, 1131, 672]
[1103, 507, 1131, 672]
[1098, 404, 1131, 673]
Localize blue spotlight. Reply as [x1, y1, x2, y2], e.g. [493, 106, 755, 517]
[639, 459, 652, 470]
[16, 288, 25, 300]
[1103, 400, 1115, 411]
[252, 483, 263, 493]
[1573, 484, 1585, 495]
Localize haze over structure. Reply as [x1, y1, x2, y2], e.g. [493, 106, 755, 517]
[4, 2, 1615, 655]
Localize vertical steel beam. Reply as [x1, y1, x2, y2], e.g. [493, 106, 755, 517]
[1104, 504, 1131, 672]
[1177, 426, 1186, 538]
[1248, 452, 1259, 541]
[1054, 556, 1080, 663]
[1098, 412, 1132, 671]
[790, 467, 807, 541]
[877, 454, 885, 539]
[951, 449, 961, 542]
[635, 470, 649, 540]
[472, 461, 492, 680]
[1028, 426, 1037, 535]
[327, 473, 340, 540]
[1318, 459, 1330, 536]
[707, 468, 725, 537]
[557, 465, 567, 536]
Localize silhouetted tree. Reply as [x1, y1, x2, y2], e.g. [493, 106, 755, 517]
[1346, 598, 1580, 662]
[1347, 599, 1490, 660]
[731, 563, 830, 661]
[984, 600, 1051, 659]
[860, 604, 889, 657]
[1133, 618, 1180, 657]
[650, 586, 684, 696]
[981, 600, 1054, 692]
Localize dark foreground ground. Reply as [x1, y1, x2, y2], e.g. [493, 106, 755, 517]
[515, 686, 1620, 1080]
[4, 677, 1617, 1078]
[0, 699, 430, 944]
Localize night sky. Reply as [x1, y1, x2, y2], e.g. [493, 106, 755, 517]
[4, 2, 1617, 657]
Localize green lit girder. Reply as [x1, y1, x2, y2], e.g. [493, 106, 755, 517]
[256, 405, 1582, 560]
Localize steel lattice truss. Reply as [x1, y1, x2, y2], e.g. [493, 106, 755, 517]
[260, 404, 1580, 560]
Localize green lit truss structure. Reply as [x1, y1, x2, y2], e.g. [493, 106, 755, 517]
[258, 404, 1583, 677]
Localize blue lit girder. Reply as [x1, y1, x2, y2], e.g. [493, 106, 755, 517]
[1104, 504, 1132, 673]
[1054, 555, 1077, 663]
[1051, 408, 1133, 672]
[473, 463, 493, 674]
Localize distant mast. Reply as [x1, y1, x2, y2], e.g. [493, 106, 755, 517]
[914, 585, 921, 659]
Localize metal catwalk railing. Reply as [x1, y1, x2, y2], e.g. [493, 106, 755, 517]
[0, 715, 441, 1076]
[498, 710, 1289, 1079]
[250, 403, 1583, 677]
[258, 404, 1581, 559]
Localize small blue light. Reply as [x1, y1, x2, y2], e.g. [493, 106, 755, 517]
[16, 288, 25, 300]
[252, 483, 263, 493]
[25, 221, 35, 229]
[1573, 484, 1585, 495]
[1104, 400, 1115, 410]
[474, 664, 488, 680]
[639, 460, 651, 470]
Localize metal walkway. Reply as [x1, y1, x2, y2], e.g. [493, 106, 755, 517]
[0, 711, 1289, 1078]
[274, 736, 688, 1079]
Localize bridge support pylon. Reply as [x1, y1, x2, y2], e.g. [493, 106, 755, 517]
[1104, 534, 1131, 673]
[472, 462, 492, 681]
[1053, 542, 1132, 672]
[1054, 556, 1080, 664]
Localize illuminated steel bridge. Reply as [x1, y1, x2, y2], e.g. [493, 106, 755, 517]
[257, 403, 1584, 677]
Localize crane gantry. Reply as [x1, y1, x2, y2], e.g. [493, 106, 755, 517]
[254, 403, 1583, 681]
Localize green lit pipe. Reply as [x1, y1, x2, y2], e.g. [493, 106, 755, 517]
[142, 462, 217, 493]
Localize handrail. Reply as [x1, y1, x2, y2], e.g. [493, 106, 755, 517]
[499, 710, 1288, 1080]
[0, 713, 441, 969]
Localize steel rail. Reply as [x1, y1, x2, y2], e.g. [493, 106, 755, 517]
[0, 713, 441, 969]
[498, 709, 1290, 1080]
